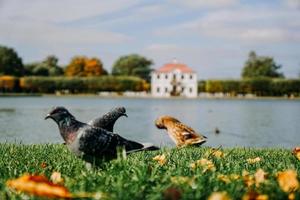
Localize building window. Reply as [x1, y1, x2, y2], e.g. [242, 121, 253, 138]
[165, 87, 168, 92]
[181, 75, 184, 79]
[190, 74, 193, 79]
[173, 74, 176, 79]
[157, 74, 160, 79]
[157, 87, 160, 93]
[181, 87, 185, 92]
[189, 87, 193, 93]
[165, 74, 168, 79]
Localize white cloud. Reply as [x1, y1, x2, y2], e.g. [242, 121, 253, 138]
[168, 0, 238, 8]
[155, 7, 300, 44]
[0, 0, 140, 23]
[285, 0, 300, 9]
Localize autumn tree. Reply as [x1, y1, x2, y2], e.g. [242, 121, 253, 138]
[65, 56, 106, 76]
[112, 54, 153, 80]
[0, 45, 24, 76]
[242, 51, 284, 78]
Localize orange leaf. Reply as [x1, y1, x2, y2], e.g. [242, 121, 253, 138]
[292, 147, 300, 161]
[277, 169, 299, 193]
[153, 154, 167, 166]
[242, 191, 268, 200]
[6, 174, 72, 198]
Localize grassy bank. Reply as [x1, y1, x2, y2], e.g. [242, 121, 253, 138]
[0, 144, 299, 199]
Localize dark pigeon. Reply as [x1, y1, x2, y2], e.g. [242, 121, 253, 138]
[88, 107, 127, 132]
[45, 107, 159, 162]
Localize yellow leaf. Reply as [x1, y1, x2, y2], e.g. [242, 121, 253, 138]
[153, 154, 167, 165]
[50, 171, 64, 185]
[217, 174, 231, 184]
[212, 150, 225, 158]
[6, 174, 72, 198]
[190, 158, 216, 172]
[254, 169, 267, 187]
[242, 170, 254, 187]
[208, 191, 231, 200]
[292, 147, 300, 161]
[277, 169, 299, 193]
[246, 157, 261, 164]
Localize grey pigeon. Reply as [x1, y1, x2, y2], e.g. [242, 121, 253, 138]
[45, 107, 159, 162]
[88, 107, 127, 132]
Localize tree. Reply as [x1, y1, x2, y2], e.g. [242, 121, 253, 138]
[242, 51, 284, 78]
[0, 45, 24, 76]
[65, 56, 106, 77]
[112, 54, 153, 80]
[24, 55, 64, 76]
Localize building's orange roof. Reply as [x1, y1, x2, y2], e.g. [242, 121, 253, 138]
[155, 62, 195, 73]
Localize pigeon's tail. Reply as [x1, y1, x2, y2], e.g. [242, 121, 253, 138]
[127, 143, 159, 154]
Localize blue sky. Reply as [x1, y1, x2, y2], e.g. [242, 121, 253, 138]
[0, 0, 299, 79]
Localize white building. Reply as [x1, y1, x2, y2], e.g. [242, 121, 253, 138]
[151, 60, 198, 98]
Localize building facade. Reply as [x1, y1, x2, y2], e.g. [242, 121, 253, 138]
[151, 60, 198, 98]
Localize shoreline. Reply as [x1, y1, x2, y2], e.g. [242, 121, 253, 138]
[1, 93, 300, 100]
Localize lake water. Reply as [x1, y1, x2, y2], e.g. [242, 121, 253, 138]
[0, 96, 299, 148]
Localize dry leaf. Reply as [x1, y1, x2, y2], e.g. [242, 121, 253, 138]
[230, 174, 240, 180]
[254, 169, 267, 187]
[292, 147, 300, 161]
[50, 171, 64, 185]
[217, 174, 231, 184]
[247, 157, 261, 164]
[277, 169, 299, 193]
[242, 191, 268, 200]
[170, 176, 196, 189]
[212, 150, 225, 158]
[208, 191, 231, 200]
[6, 174, 72, 198]
[163, 187, 182, 200]
[40, 162, 47, 169]
[190, 158, 216, 172]
[153, 154, 167, 165]
[242, 170, 254, 187]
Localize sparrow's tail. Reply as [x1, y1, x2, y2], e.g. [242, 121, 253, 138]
[127, 143, 160, 154]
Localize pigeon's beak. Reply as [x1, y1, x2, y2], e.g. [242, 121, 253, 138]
[122, 113, 128, 117]
[45, 114, 51, 120]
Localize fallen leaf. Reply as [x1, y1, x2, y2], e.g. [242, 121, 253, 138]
[230, 174, 240, 180]
[254, 169, 267, 187]
[40, 162, 47, 169]
[208, 191, 231, 200]
[292, 147, 300, 161]
[190, 158, 216, 172]
[153, 154, 167, 166]
[217, 174, 231, 184]
[242, 170, 254, 187]
[247, 157, 261, 164]
[277, 169, 299, 193]
[163, 187, 182, 200]
[50, 171, 64, 185]
[242, 191, 268, 200]
[212, 149, 225, 158]
[6, 174, 72, 198]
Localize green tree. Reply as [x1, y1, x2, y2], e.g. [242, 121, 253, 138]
[24, 55, 64, 76]
[112, 54, 153, 81]
[0, 45, 24, 76]
[241, 51, 284, 78]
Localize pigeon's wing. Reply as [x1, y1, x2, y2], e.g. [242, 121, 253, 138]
[78, 126, 144, 158]
[88, 107, 127, 132]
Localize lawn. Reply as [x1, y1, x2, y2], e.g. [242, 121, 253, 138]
[0, 143, 299, 199]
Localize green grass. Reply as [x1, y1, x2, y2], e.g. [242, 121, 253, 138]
[0, 143, 299, 199]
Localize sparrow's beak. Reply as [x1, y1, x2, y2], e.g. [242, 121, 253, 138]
[45, 114, 51, 120]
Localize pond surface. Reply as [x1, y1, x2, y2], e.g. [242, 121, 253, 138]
[0, 96, 299, 148]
